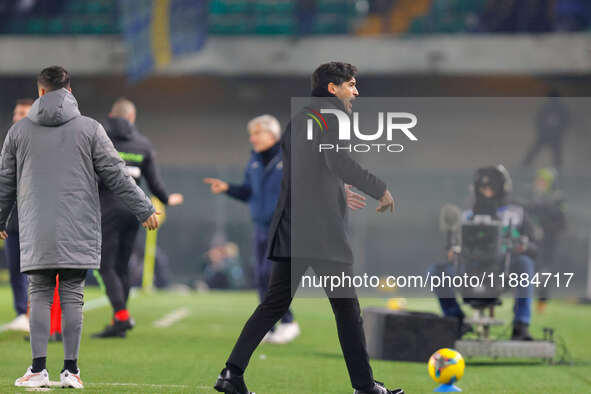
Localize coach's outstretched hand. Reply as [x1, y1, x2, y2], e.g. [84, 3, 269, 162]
[377, 189, 395, 213]
[345, 184, 367, 211]
[0, 230, 7, 240]
[143, 211, 160, 230]
[203, 177, 229, 194]
[167, 193, 184, 206]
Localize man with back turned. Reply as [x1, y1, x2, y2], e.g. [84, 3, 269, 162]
[92, 97, 183, 339]
[0, 66, 159, 388]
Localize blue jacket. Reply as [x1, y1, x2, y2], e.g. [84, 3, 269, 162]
[226, 144, 283, 231]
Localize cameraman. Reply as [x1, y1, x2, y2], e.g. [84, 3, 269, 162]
[431, 166, 536, 340]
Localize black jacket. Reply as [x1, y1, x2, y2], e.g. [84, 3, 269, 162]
[100, 117, 169, 213]
[526, 191, 566, 244]
[267, 97, 387, 265]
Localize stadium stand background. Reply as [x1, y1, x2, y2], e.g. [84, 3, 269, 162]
[1, 0, 590, 36]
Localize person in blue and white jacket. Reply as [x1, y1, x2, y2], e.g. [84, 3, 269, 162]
[431, 165, 536, 340]
[204, 115, 299, 344]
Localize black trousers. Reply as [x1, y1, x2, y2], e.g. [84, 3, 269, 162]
[227, 259, 374, 390]
[5, 231, 28, 316]
[99, 209, 139, 312]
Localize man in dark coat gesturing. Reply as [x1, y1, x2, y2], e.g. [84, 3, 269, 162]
[214, 62, 403, 394]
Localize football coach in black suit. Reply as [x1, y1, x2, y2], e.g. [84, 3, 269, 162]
[214, 62, 403, 394]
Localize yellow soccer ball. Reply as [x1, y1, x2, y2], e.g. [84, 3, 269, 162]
[428, 348, 465, 385]
[387, 298, 407, 310]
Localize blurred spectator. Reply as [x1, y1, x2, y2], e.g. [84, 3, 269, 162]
[478, 0, 552, 33]
[526, 168, 567, 312]
[368, 0, 395, 13]
[0, 0, 62, 16]
[0, 0, 63, 33]
[356, 0, 400, 35]
[201, 242, 246, 290]
[0, 0, 35, 15]
[296, 0, 317, 35]
[523, 90, 570, 169]
[129, 234, 171, 289]
[553, 0, 591, 32]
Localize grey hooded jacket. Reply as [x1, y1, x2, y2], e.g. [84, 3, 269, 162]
[0, 89, 154, 272]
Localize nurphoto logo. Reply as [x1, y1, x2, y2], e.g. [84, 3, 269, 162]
[306, 108, 418, 153]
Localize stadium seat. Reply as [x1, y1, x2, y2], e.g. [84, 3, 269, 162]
[26, 18, 46, 34]
[311, 14, 349, 34]
[316, 0, 354, 14]
[209, 15, 253, 35]
[209, 0, 251, 14]
[46, 18, 67, 35]
[254, 0, 294, 14]
[254, 14, 295, 35]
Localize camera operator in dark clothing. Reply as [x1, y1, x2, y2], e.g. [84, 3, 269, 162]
[431, 166, 537, 340]
[93, 98, 184, 338]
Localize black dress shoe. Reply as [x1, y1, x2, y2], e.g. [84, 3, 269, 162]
[511, 322, 533, 341]
[214, 368, 254, 394]
[354, 380, 404, 394]
[92, 318, 133, 338]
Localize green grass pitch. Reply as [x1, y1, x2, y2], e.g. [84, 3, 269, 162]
[0, 286, 590, 393]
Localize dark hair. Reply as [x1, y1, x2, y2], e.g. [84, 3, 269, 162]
[16, 98, 34, 106]
[37, 66, 71, 91]
[311, 62, 357, 94]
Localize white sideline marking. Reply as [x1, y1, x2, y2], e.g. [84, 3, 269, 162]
[82, 296, 110, 312]
[83, 289, 138, 312]
[23, 381, 208, 391]
[88, 382, 192, 388]
[152, 307, 190, 328]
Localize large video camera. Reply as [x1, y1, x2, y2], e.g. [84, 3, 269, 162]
[461, 215, 506, 265]
[440, 205, 526, 302]
[459, 216, 506, 300]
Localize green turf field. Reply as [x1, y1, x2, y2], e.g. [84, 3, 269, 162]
[0, 285, 590, 393]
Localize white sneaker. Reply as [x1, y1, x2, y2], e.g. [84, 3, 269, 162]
[14, 367, 49, 387]
[5, 314, 30, 332]
[60, 369, 84, 389]
[280, 322, 301, 343]
[261, 331, 275, 343]
[270, 322, 301, 344]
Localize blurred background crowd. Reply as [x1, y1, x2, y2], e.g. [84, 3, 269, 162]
[1, 0, 590, 35]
